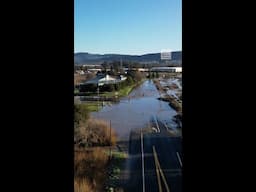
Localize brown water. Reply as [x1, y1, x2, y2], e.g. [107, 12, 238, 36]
[91, 80, 177, 140]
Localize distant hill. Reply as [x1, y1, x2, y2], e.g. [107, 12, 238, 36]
[74, 51, 182, 65]
[171, 51, 182, 61]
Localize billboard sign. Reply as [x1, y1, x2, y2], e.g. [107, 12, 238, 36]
[161, 49, 172, 60]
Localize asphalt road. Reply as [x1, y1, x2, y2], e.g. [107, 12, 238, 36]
[125, 123, 182, 192]
[143, 134, 182, 192]
[125, 131, 143, 192]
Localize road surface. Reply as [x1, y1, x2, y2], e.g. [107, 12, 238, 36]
[125, 120, 182, 192]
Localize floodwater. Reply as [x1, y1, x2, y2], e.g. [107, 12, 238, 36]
[91, 80, 177, 140]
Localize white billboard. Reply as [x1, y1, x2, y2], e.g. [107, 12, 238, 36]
[161, 49, 172, 60]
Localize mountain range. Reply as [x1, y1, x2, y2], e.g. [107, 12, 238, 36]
[74, 51, 181, 65]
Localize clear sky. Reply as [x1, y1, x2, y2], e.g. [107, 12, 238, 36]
[75, 0, 181, 55]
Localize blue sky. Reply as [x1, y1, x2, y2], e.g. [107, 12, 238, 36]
[75, 0, 181, 55]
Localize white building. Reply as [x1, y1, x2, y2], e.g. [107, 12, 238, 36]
[151, 67, 182, 73]
[84, 74, 127, 85]
[174, 67, 182, 73]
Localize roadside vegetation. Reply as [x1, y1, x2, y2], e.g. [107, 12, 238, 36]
[74, 104, 116, 147]
[81, 102, 100, 112]
[75, 148, 109, 192]
[105, 151, 127, 192]
[74, 103, 118, 192]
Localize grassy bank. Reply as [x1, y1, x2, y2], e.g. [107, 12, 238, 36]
[74, 102, 100, 113]
[100, 79, 145, 98]
[115, 84, 136, 97]
[119, 79, 146, 96]
[99, 85, 134, 98]
[84, 102, 100, 112]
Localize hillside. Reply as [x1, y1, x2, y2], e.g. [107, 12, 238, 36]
[74, 52, 159, 65]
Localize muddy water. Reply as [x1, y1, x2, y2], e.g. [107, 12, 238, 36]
[91, 80, 177, 140]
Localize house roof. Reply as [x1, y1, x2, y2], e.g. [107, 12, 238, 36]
[83, 74, 124, 85]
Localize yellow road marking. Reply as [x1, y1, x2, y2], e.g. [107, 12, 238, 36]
[153, 146, 171, 192]
[153, 145, 163, 192]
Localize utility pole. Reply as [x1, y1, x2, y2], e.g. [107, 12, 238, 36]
[97, 83, 99, 112]
[109, 120, 112, 160]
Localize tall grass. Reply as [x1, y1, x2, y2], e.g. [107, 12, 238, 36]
[74, 104, 118, 191]
[74, 178, 93, 192]
[74, 148, 109, 192]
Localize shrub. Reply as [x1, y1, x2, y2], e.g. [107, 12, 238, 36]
[126, 76, 134, 85]
[74, 104, 89, 132]
[86, 118, 117, 146]
[75, 117, 117, 148]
